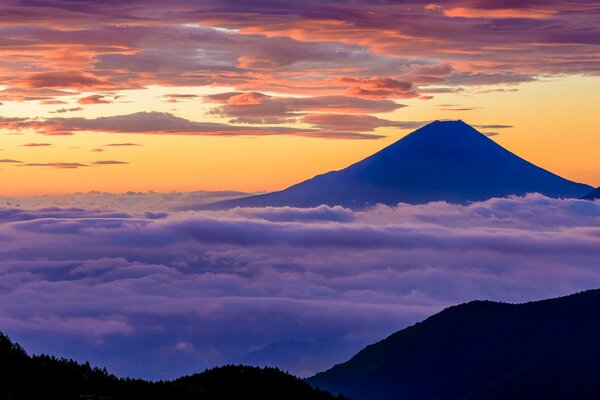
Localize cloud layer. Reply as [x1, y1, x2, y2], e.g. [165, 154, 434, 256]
[1, 194, 600, 379]
[1, 0, 597, 143]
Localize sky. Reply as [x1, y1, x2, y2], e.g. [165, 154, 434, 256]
[0, 0, 599, 194]
[1, 0, 600, 382]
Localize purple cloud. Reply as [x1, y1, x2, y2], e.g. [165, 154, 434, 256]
[103, 143, 142, 147]
[50, 107, 84, 114]
[0, 0, 598, 112]
[0, 194, 599, 379]
[206, 92, 404, 124]
[92, 160, 129, 165]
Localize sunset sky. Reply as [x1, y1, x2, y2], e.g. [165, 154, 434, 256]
[1, 0, 599, 194]
[2, 1, 600, 381]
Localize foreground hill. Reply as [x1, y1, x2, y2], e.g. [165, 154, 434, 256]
[308, 289, 600, 400]
[0, 333, 344, 400]
[211, 120, 591, 209]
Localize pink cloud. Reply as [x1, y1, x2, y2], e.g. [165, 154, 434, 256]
[78, 94, 112, 104]
[0, 1, 595, 117]
[20, 162, 88, 169]
[207, 92, 404, 124]
[20, 143, 53, 147]
[0, 111, 385, 140]
[302, 114, 424, 132]
[16, 71, 116, 90]
[333, 77, 419, 99]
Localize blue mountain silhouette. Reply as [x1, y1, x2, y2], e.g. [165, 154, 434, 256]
[308, 289, 600, 400]
[582, 187, 600, 200]
[214, 120, 592, 208]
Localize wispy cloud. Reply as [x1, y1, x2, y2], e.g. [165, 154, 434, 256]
[77, 95, 112, 105]
[50, 107, 83, 114]
[0, 111, 386, 140]
[19, 162, 88, 169]
[15, 71, 118, 90]
[103, 143, 142, 147]
[206, 92, 404, 124]
[92, 160, 129, 165]
[20, 143, 53, 147]
[0, 0, 597, 143]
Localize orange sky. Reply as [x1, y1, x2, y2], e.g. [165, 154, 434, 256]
[0, 1, 599, 195]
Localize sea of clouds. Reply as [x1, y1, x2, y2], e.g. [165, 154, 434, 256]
[1, 193, 600, 379]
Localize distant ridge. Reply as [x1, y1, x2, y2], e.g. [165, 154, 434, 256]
[308, 289, 600, 400]
[210, 120, 592, 209]
[583, 187, 600, 200]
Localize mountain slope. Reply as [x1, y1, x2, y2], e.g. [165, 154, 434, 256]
[583, 187, 600, 200]
[308, 289, 600, 400]
[0, 333, 344, 400]
[213, 120, 591, 208]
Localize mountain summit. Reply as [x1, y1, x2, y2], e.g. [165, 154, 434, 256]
[214, 120, 591, 208]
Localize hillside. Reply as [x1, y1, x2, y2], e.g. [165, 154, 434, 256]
[308, 289, 600, 400]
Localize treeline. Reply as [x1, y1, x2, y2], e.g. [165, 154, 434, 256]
[0, 333, 345, 400]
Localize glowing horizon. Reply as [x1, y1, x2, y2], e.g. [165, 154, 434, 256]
[1, 1, 599, 195]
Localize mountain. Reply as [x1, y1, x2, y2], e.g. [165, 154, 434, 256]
[308, 289, 600, 400]
[583, 187, 600, 200]
[211, 120, 591, 209]
[0, 333, 345, 400]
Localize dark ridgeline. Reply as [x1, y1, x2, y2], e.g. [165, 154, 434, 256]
[0, 334, 345, 400]
[582, 187, 600, 200]
[208, 120, 591, 209]
[308, 289, 600, 400]
[5, 291, 600, 400]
